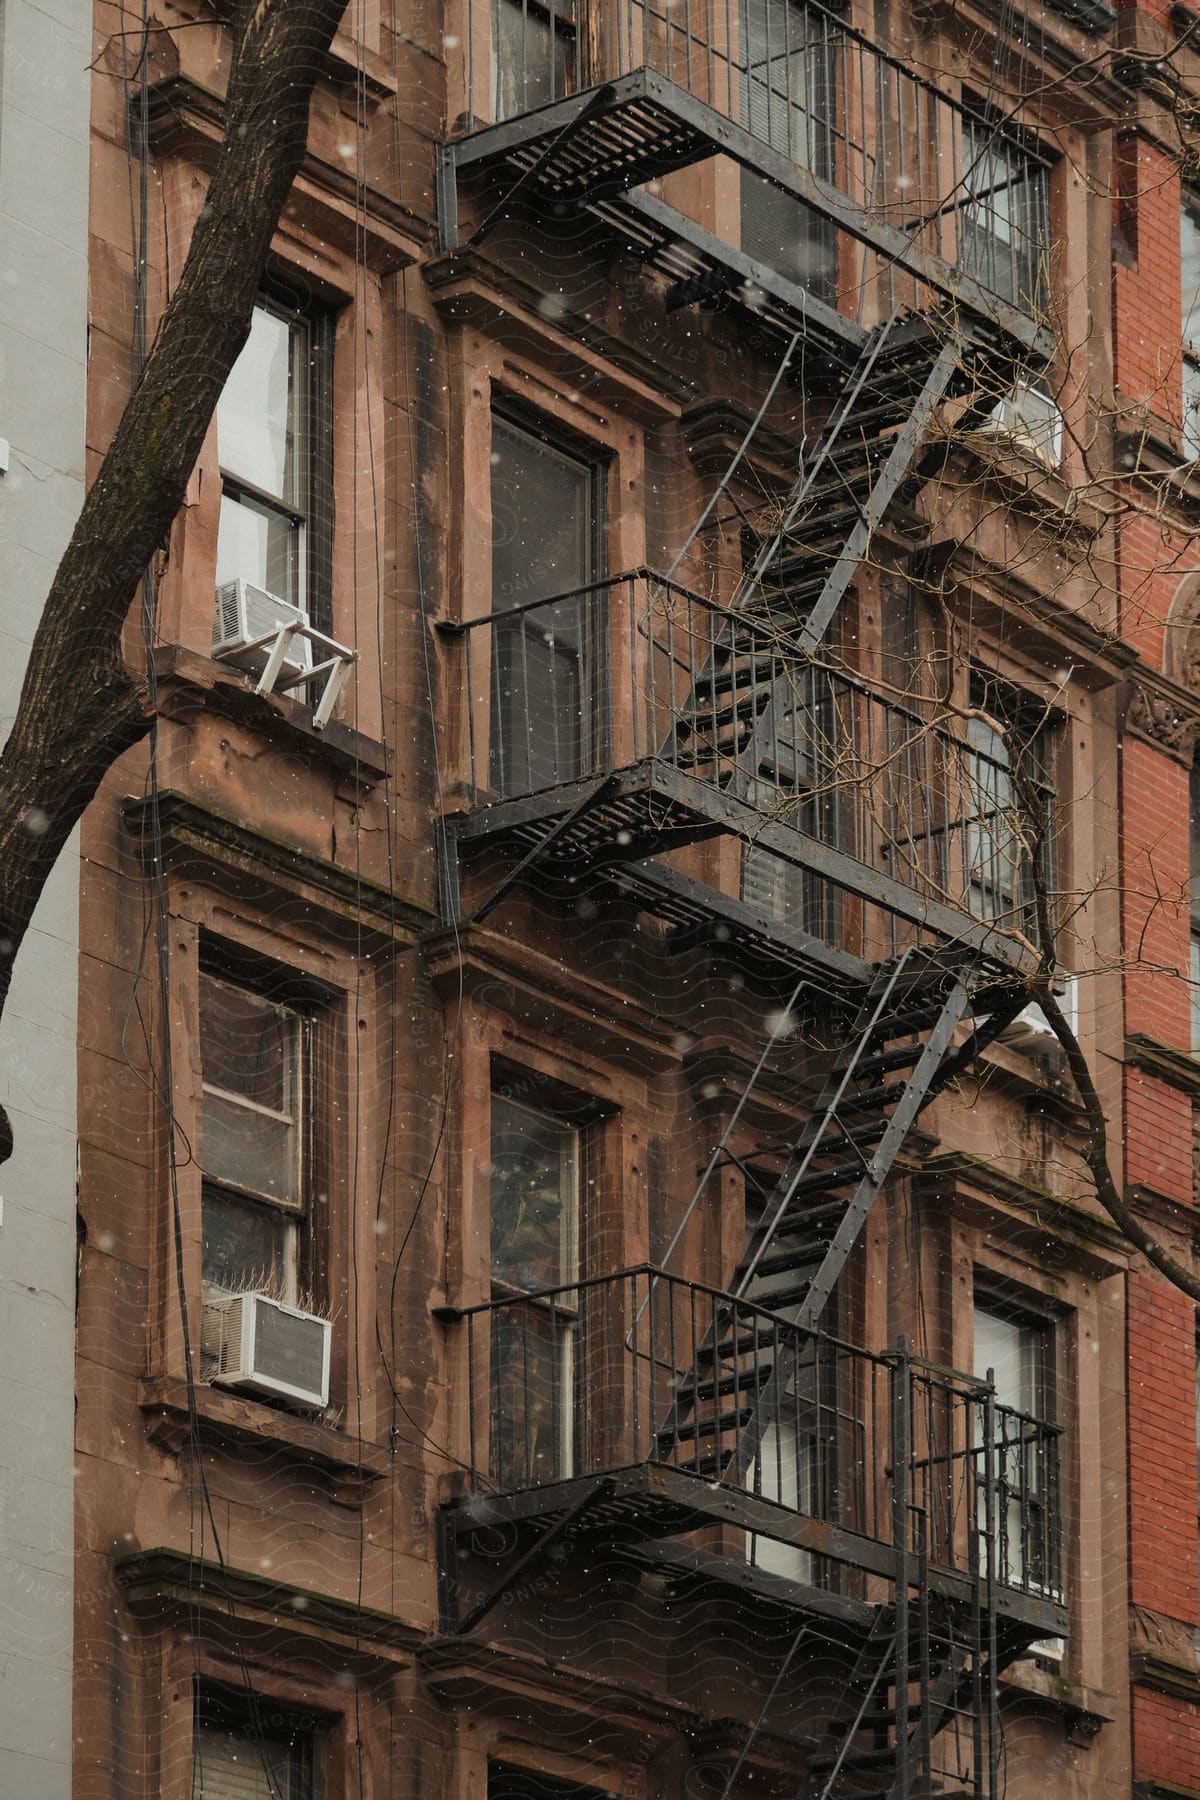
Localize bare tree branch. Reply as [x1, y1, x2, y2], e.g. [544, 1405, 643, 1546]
[0, 0, 347, 1160]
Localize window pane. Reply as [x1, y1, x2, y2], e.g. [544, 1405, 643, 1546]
[216, 492, 302, 606]
[201, 977, 293, 1111]
[489, 417, 600, 795]
[494, 0, 577, 118]
[202, 1092, 301, 1203]
[201, 1185, 295, 1297]
[1183, 204, 1200, 351]
[960, 119, 1048, 313]
[490, 1098, 578, 1292]
[491, 419, 593, 608]
[489, 1301, 575, 1488]
[217, 306, 302, 504]
[193, 1719, 310, 1800]
[200, 976, 301, 1204]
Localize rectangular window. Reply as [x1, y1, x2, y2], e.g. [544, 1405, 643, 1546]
[199, 968, 310, 1310]
[493, 0, 579, 119]
[1183, 201, 1200, 458]
[193, 1687, 314, 1799]
[959, 113, 1050, 316]
[964, 670, 1056, 930]
[973, 1297, 1058, 1593]
[489, 412, 605, 798]
[739, 0, 838, 296]
[489, 1093, 581, 1490]
[741, 657, 845, 941]
[216, 295, 333, 634]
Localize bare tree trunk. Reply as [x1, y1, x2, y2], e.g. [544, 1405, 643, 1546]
[1018, 762, 1200, 1301]
[0, 0, 347, 1161]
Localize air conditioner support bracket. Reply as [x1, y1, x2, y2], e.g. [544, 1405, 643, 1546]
[214, 620, 358, 731]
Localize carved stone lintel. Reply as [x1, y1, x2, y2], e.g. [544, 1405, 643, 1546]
[1122, 674, 1200, 762]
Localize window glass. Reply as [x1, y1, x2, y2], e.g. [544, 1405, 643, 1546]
[1183, 203, 1200, 456]
[198, 969, 309, 1311]
[193, 1714, 311, 1800]
[493, 0, 578, 118]
[964, 670, 1055, 927]
[201, 1185, 295, 1298]
[491, 417, 593, 609]
[959, 115, 1049, 314]
[973, 1298, 1057, 1594]
[490, 1097, 578, 1293]
[740, 0, 837, 295]
[215, 301, 315, 614]
[217, 306, 302, 504]
[199, 974, 301, 1206]
[216, 491, 302, 602]
[489, 415, 602, 796]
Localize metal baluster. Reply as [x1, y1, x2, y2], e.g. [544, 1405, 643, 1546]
[467, 1314, 478, 1487]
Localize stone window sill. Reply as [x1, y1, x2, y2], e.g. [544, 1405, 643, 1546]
[140, 1375, 389, 1506]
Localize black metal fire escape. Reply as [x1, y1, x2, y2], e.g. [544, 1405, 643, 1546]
[432, 13, 1061, 1795]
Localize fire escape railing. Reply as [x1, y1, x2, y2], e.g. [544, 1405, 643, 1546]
[443, 570, 1047, 934]
[446, 1265, 1063, 1601]
[454, 0, 1052, 331]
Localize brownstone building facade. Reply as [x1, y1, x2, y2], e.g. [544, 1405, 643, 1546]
[61, 0, 1200, 1795]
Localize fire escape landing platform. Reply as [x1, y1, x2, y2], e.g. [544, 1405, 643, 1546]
[441, 758, 1041, 978]
[439, 66, 1055, 371]
[436, 1268, 1066, 1660]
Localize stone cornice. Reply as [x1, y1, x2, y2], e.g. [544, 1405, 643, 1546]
[423, 249, 688, 421]
[418, 1636, 695, 1758]
[1111, 421, 1200, 530]
[139, 1376, 390, 1505]
[1121, 668, 1200, 763]
[918, 542, 1133, 691]
[1126, 1031, 1200, 1095]
[422, 924, 684, 1074]
[921, 1151, 1132, 1272]
[151, 642, 391, 792]
[115, 1547, 416, 1666]
[140, 73, 426, 277]
[122, 789, 432, 950]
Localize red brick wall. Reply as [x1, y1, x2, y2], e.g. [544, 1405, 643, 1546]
[1121, 736, 1191, 1053]
[1127, 1272, 1199, 1622]
[1134, 1687, 1200, 1787]
[1113, 136, 1182, 428]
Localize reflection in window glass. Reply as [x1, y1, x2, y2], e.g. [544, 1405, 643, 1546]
[739, 0, 837, 296]
[1183, 203, 1200, 457]
[200, 974, 300, 1205]
[490, 1098, 578, 1294]
[199, 972, 306, 1307]
[201, 1184, 294, 1298]
[493, 0, 578, 119]
[215, 302, 309, 608]
[193, 1710, 312, 1800]
[217, 307, 301, 503]
[489, 415, 602, 797]
[959, 115, 1049, 315]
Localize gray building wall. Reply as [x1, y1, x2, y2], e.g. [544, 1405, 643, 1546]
[0, 0, 90, 1790]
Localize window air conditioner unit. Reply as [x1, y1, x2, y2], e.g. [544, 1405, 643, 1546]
[1001, 972, 1079, 1056]
[986, 382, 1063, 469]
[200, 1291, 331, 1410]
[213, 579, 313, 678]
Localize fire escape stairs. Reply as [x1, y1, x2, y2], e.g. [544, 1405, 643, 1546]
[655, 945, 1028, 1484]
[793, 1600, 987, 1800]
[660, 306, 999, 805]
[445, 304, 1032, 975]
